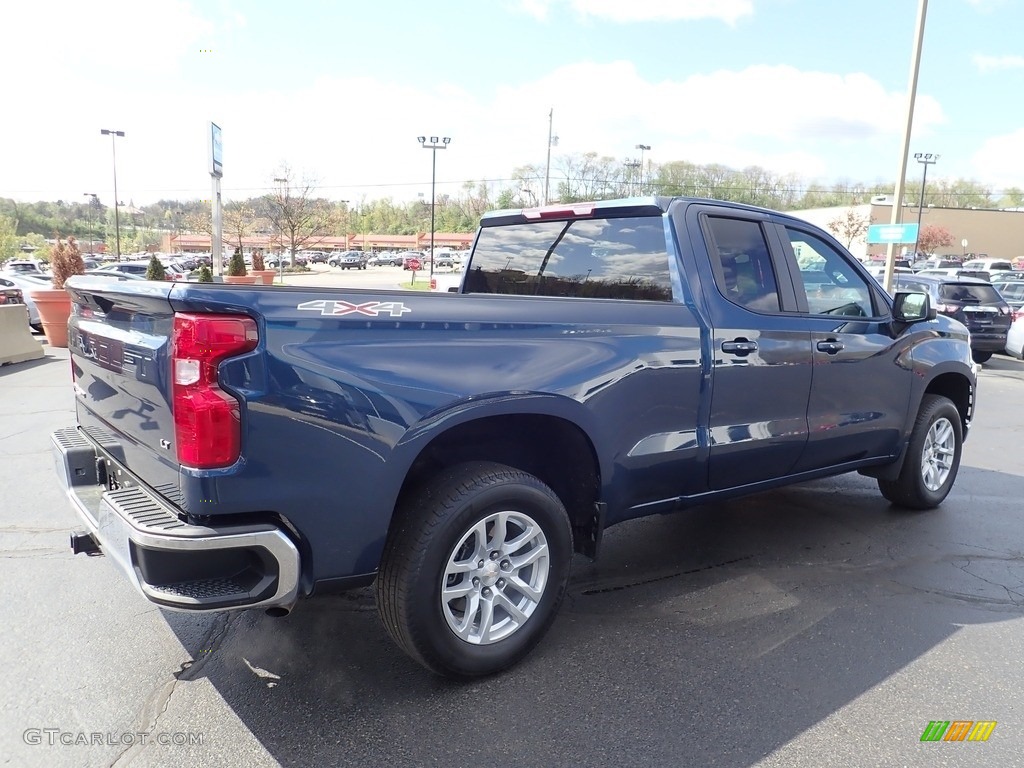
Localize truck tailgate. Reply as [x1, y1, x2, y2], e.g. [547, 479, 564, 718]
[66, 277, 181, 498]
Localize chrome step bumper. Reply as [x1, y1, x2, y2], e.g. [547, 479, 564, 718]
[52, 427, 300, 612]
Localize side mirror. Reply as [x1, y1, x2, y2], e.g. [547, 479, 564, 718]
[892, 291, 935, 323]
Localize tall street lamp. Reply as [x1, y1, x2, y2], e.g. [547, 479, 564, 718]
[83, 193, 98, 254]
[100, 129, 125, 260]
[273, 176, 288, 274]
[635, 144, 651, 194]
[417, 135, 450, 278]
[912, 152, 938, 261]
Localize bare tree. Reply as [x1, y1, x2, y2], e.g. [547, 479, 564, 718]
[826, 208, 871, 248]
[223, 200, 257, 252]
[264, 166, 337, 265]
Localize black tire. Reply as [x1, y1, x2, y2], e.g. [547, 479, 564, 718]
[971, 351, 993, 364]
[878, 394, 962, 509]
[376, 461, 573, 678]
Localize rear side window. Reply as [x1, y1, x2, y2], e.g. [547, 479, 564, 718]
[704, 217, 780, 312]
[465, 217, 672, 301]
[939, 283, 1004, 304]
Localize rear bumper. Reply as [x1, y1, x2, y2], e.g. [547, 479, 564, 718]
[970, 332, 1009, 352]
[51, 426, 300, 613]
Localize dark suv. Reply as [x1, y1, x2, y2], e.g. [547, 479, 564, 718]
[894, 274, 1012, 363]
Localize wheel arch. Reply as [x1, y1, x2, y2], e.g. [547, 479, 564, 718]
[389, 395, 606, 558]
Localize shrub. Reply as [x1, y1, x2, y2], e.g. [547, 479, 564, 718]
[227, 249, 247, 276]
[50, 237, 86, 289]
[251, 250, 265, 271]
[197, 264, 214, 283]
[146, 254, 167, 281]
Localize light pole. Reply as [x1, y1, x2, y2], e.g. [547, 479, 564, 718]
[83, 193, 98, 254]
[912, 152, 938, 261]
[635, 144, 651, 194]
[623, 159, 641, 196]
[417, 135, 450, 278]
[100, 129, 125, 260]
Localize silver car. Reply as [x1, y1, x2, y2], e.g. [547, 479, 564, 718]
[0, 273, 51, 331]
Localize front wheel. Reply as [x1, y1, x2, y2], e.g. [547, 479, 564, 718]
[376, 461, 573, 678]
[878, 394, 963, 509]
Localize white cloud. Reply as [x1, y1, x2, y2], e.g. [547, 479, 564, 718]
[515, 0, 753, 24]
[972, 129, 1024, 188]
[973, 54, 1024, 72]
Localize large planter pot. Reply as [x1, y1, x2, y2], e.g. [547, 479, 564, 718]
[30, 287, 72, 348]
[252, 270, 278, 285]
[223, 275, 259, 284]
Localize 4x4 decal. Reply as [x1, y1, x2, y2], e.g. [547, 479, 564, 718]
[296, 299, 411, 317]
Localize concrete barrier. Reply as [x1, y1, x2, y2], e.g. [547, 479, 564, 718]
[0, 304, 44, 365]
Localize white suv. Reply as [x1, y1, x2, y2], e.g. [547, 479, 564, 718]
[962, 259, 1013, 272]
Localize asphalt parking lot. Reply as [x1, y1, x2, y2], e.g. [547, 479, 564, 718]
[3, 318, 1024, 767]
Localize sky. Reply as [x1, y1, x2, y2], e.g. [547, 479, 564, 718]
[1, 0, 1021, 207]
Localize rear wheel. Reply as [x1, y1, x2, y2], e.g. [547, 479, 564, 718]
[878, 394, 962, 509]
[971, 351, 993, 364]
[376, 461, 572, 678]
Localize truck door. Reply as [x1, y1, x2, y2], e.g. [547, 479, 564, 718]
[771, 223, 913, 470]
[685, 209, 814, 490]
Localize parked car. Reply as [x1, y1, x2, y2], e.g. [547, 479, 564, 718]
[0, 273, 50, 330]
[892, 273, 1012, 363]
[91, 262, 153, 278]
[401, 252, 426, 270]
[0, 279, 25, 309]
[83, 270, 147, 281]
[994, 281, 1024, 315]
[433, 252, 455, 269]
[329, 251, 368, 269]
[961, 259, 1013, 273]
[1, 259, 45, 275]
[990, 270, 1024, 284]
[266, 253, 307, 268]
[305, 251, 329, 263]
[368, 252, 401, 267]
[1007, 311, 1024, 359]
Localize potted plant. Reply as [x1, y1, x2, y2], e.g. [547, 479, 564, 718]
[224, 248, 257, 284]
[31, 237, 85, 348]
[250, 249, 276, 285]
[196, 264, 214, 283]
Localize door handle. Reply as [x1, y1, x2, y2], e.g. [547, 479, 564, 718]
[721, 339, 758, 355]
[816, 340, 844, 355]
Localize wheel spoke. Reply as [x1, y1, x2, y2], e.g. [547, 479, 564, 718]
[477, 596, 495, 643]
[494, 591, 529, 624]
[510, 541, 547, 569]
[442, 580, 474, 601]
[454, 592, 481, 640]
[488, 511, 509, 551]
[507, 574, 543, 602]
[503, 524, 538, 554]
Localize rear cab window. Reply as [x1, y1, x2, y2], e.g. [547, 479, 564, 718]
[464, 216, 673, 301]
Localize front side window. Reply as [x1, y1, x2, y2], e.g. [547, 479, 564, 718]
[464, 216, 672, 301]
[786, 227, 875, 317]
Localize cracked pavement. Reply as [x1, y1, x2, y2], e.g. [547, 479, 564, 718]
[3, 344, 1024, 767]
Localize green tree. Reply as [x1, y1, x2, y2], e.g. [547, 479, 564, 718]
[0, 215, 19, 262]
[146, 254, 167, 280]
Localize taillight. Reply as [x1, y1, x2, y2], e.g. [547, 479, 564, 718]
[172, 313, 258, 468]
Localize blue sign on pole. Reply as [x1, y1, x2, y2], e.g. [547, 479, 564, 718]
[866, 223, 918, 244]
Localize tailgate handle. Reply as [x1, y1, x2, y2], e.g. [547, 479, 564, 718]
[721, 339, 758, 355]
[817, 340, 844, 355]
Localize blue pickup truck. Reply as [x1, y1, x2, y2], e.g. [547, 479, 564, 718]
[52, 197, 975, 678]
